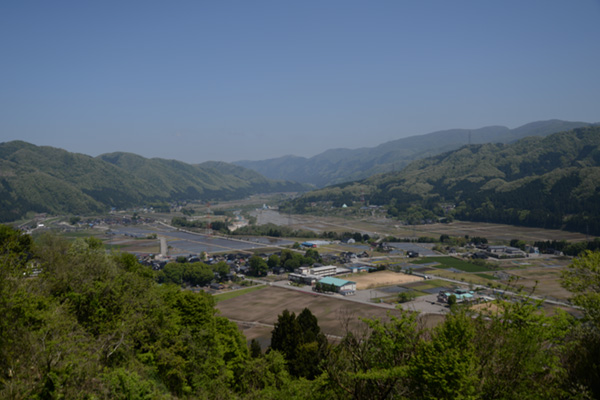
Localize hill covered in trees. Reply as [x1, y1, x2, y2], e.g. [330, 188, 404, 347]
[235, 119, 596, 187]
[0, 141, 306, 222]
[2, 225, 600, 398]
[287, 126, 600, 235]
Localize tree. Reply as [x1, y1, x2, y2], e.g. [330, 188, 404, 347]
[510, 239, 527, 250]
[250, 339, 262, 358]
[304, 249, 321, 263]
[248, 255, 268, 277]
[562, 250, 600, 324]
[0, 227, 266, 398]
[409, 311, 478, 399]
[267, 254, 281, 269]
[296, 308, 328, 379]
[447, 294, 457, 307]
[213, 261, 230, 281]
[284, 258, 300, 272]
[561, 250, 600, 397]
[279, 249, 293, 265]
[270, 308, 326, 379]
[270, 309, 301, 365]
[325, 310, 421, 399]
[183, 262, 214, 286]
[160, 262, 184, 285]
[398, 291, 417, 303]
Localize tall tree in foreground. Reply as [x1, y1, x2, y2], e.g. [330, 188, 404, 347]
[324, 310, 421, 399]
[562, 250, 600, 398]
[270, 308, 327, 379]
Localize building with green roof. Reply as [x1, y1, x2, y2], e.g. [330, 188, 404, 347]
[317, 276, 356, 296]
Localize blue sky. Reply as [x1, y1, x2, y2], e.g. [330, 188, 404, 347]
[1, 1, 599, 163]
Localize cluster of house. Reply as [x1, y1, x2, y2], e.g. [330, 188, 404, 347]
[134, 244, 381, 296]
[137, 252, 253, 277]
[336, 251, 371, 263]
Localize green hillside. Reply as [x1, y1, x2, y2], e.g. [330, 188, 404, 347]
[0, 142, 306, 221]
[288, 127, 600, 234]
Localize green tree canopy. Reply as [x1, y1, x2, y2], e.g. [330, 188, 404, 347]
[248, 255, 268, 277]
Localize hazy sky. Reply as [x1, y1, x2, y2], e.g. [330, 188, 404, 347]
[1, 1, 599, 163]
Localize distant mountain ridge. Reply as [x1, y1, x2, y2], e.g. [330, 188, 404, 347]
[235, 119, 597, 187]
[289, 126, 600, 235]
[0, 141, 306, 222]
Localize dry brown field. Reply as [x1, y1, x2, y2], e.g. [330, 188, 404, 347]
[342, 270, 425, 290]
[105, 238, 159, 254]
[505, 266, 571, 300]
[409, 221, 587, 243]
[216, 286, 441, 346]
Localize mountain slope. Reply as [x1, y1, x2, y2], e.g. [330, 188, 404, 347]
[0, 142, 306, 221]
[289, 126, 600, 234]
[0, 142, 153, 221]
[236, 120, 595, 187]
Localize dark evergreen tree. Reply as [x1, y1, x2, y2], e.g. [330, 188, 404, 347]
[270, 308, 327, 379]
[250, 338, 263, 358]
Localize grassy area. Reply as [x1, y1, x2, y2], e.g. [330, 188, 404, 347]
[405, 279, 448, 291]
[477, 273, 498, 280]
[413, 256, 491, 272]
[428, 269, 496, 286]
[213, 285, 267, 303]
[58, 230, 101, 239]
[410, 259, 441, 265]
[376, 289, 430, 305]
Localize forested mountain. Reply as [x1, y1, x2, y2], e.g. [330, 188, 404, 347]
[236, 119, 595, 187]
[288, 126, 600, 235]
[2, 225, 600, 398]
[98, 153, 305, 200]
[0, 141, 306, 221]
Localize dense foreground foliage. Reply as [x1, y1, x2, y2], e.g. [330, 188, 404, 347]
[1, 225, 600, 399]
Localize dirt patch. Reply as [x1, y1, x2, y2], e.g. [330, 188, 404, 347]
[345, 271, 424, 290]
[471, 302, 502, 315]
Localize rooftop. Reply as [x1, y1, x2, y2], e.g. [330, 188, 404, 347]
[319, 276, 355, 287]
